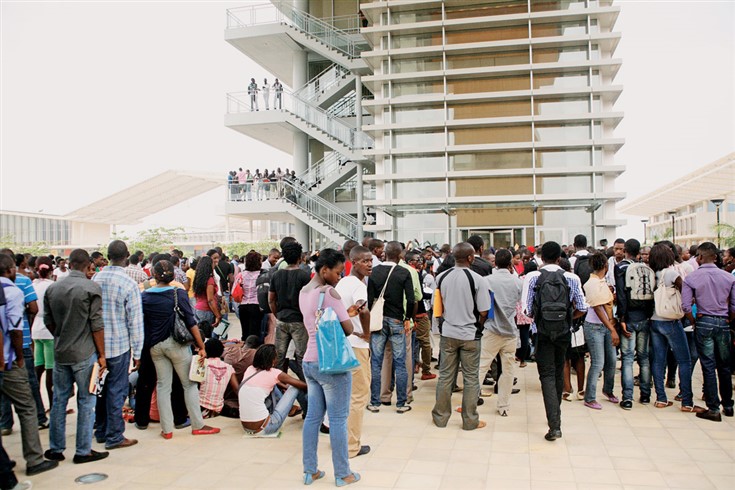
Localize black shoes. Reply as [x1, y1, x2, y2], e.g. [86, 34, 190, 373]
[320, 424, 330, 434]
[26, 460, 58, 476]
[723, 407, 734, 417]
[544, 429, 562, 441]
[477, 398, 484, 406]
[639, 395, 651, 404]
[73, 450, 109, 464]
[355, 445, 370, 457]
[43, 450, 65, 461]
[666, 378, 676, 389]
[696, 410, 722, 422]
[620, 400, 633, 410]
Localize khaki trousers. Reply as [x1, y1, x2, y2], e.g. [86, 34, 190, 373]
[478, 329, 517, 412]
[348, 347, 370, 457]
[380, 331, 413, 403]
[414, 316, 433, 374]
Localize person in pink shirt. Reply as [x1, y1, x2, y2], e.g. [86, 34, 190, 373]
[199, 340, 239, 418]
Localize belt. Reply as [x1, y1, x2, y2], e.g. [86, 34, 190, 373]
[698, 314, 728, 320]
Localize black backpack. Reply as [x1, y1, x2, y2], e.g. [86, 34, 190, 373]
[255, 268, 275, 313]
[533, 269, 572, 340]
[573, 254, 592, 287]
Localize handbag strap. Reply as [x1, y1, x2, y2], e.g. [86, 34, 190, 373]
[376, 264, 397, 302]
[241, 369, 262, 386]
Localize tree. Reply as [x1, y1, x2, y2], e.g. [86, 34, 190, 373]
[0, 235, 52, 256]
[219, 240, 280, 258]
[127, 227, 183, 256]
[713, 223, 735, 248]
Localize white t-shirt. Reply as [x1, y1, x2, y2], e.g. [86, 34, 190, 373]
[335, 275, 369, 349]
[53, 268, 69, 281]
[238, 366, 282, 422]
[31, 279, 54, 340]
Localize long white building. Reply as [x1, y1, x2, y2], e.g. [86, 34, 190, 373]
[224, 0, 625, 249]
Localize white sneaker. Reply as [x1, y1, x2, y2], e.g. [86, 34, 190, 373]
[12, 481, 33, 490]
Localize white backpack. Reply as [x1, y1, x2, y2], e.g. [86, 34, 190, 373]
[653, 270, 684, 320]
[625, 262, 655, 302]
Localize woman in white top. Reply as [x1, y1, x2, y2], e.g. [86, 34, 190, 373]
[239, 344, 306, 435]
[31, 256, 56, 405]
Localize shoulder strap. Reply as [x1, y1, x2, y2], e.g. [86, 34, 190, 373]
[241, 369, 263, 386]
[376, 264, 397, 301]
[436, 268, 454, 291]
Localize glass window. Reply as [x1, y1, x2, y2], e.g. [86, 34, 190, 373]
[533, 72, 590, 89]
[397, 213, 447, 230]
[452, 151, 533, 171]
[531, 0, 587, 13]
[451, 176, 533, 197]
[391, 33, 443, 49]
[533, 46, 588, 63]
[456, 207, 535, 228]
[534, 124, 591, 141]
[392, 81, 444, 96]
[448, 100, 531, 119]
[394, 181, 445, 199]
[445, 1, 527, 19]
[447, 75, 530, 94]
[394, 130, 445, 147]
[445, 24, 528, 44]
[394, 156, 447, 173]
[450, 126, 532, 145]
[391, 57, 443, 73]
[538, 208, 590, 227]
[536, 176, 592, 194]
[390, 9, 442, 24]
[446, 50, 530, 70]
[534, 98, 589, 115]
[393, 106, 445, 124]
[531, 21, 587, 38]
[535, 150, 592, 168]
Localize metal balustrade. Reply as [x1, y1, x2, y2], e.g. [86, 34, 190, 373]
[295, 64, 351, 102]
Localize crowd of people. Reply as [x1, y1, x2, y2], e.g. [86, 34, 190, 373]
[226, 167, 299, 202]
[0, 234, 733, 488]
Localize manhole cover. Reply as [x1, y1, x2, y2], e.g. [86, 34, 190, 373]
[75, 473, 108, 484]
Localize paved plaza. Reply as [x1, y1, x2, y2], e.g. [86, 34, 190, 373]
[12, 318, 735, 490]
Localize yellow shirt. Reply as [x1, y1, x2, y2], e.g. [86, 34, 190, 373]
[186, 269, 196, 298]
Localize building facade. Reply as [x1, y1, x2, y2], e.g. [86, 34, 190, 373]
[224, 0, 625, 249]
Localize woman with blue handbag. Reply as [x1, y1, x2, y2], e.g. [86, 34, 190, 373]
[299, 249, 361, 487]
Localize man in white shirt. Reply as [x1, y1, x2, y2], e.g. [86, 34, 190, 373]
[52, 259, 69, 281]
[261, 79, 270, 110]
[336, 246, 372, 458]
[606, 238, 625, 289]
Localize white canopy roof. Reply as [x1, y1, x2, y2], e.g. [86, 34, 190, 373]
[64, 170, 224, 225]
[619, 152, 735, 217]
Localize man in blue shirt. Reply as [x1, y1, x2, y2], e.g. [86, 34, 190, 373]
[0, 254, 58, 476]
[0, 249, 48, 435]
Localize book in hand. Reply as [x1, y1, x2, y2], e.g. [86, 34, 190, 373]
[89, 362, 108, 397]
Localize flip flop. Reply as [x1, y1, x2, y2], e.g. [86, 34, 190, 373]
[654, 401, 673, 408]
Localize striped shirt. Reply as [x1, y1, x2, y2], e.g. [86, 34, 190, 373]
[125, 264, 148, 284]
[93, 266, 145, 359]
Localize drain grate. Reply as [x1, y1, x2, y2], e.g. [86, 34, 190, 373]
[74, 473, 109, 484]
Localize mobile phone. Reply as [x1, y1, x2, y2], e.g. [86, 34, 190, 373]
[355, 299, 367, 310]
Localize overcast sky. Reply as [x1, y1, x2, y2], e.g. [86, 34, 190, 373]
[1, 0, 733, 240]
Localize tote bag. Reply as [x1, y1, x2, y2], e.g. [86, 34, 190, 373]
[653, 283, 684, 320]
[369, 264, 397, 332]
[315, 291, 359, 374]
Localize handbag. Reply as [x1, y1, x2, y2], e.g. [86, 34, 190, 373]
[231, 275, 244, 304]
[653, 278, 684, 320]
[315, 291, 359, 374]
[369, 264, 397, 332]
[172, 289, 194, 344]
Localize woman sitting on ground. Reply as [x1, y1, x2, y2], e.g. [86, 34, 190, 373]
[200, 339, 239, 418]
[239, 344, 306, 435]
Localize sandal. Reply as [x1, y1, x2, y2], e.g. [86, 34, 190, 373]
[336, 472, 361, 487]
[681, 405, 707, 413]
[576, 390, 585, 401]
[654, 401, 673, 408]
[304, 470, 325, 485]
[562, 392, 572, 402]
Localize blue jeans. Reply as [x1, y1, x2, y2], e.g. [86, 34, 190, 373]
[195, 309, 215, 336]
[50, 353, 98, 456]
[584, 322, 617, 402]
[694, 316, 732, 413]
[261, 386, 301, 435]
[302, 361, 352, 479]
[370, 317, 408, 407]
[651, 320, 693, 406]
[94, 351, 130, 446]
[0, 347, 47, 428]
[620, 320, 651, 401]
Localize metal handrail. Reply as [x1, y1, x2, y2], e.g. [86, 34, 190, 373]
[225, 2, 367, 59]
[297, 152, 351, 190]
[327, 91, 357, 118]
[295, 64, 351, 102]
[226, 89, 373, 150]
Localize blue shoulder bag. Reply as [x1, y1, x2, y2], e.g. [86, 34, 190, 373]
[315, 290, 360, 374]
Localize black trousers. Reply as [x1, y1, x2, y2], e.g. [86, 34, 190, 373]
[536, 333, 569, 431]
[134, 347, 188, 427]
[238, 304, 263, 341]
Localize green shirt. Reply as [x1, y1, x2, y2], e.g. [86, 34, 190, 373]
[399, 260, 422, 319]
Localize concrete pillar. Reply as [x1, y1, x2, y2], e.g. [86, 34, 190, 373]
[356, 162, 364, 240]
[292, 47, 310, 247]
[355, 74, 362, 131]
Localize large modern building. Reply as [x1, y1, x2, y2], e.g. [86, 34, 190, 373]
[224, 0, 625, 249]
[620, 152, 735, 248]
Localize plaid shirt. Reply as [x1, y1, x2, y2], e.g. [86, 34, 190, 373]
[93, 266, 144, 359]
[125, 264, 149, 284]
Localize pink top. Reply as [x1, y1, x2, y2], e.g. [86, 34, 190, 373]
[195, 277, 216, 311]
[235, 270, 260, 305]
[299, 287, 351, 363]
[199, 358, 234, 412]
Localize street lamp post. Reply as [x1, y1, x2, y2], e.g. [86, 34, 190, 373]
[641, 219, 649, 244]
[711, 198, 725, 248]
[668, 211, 677, 245]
